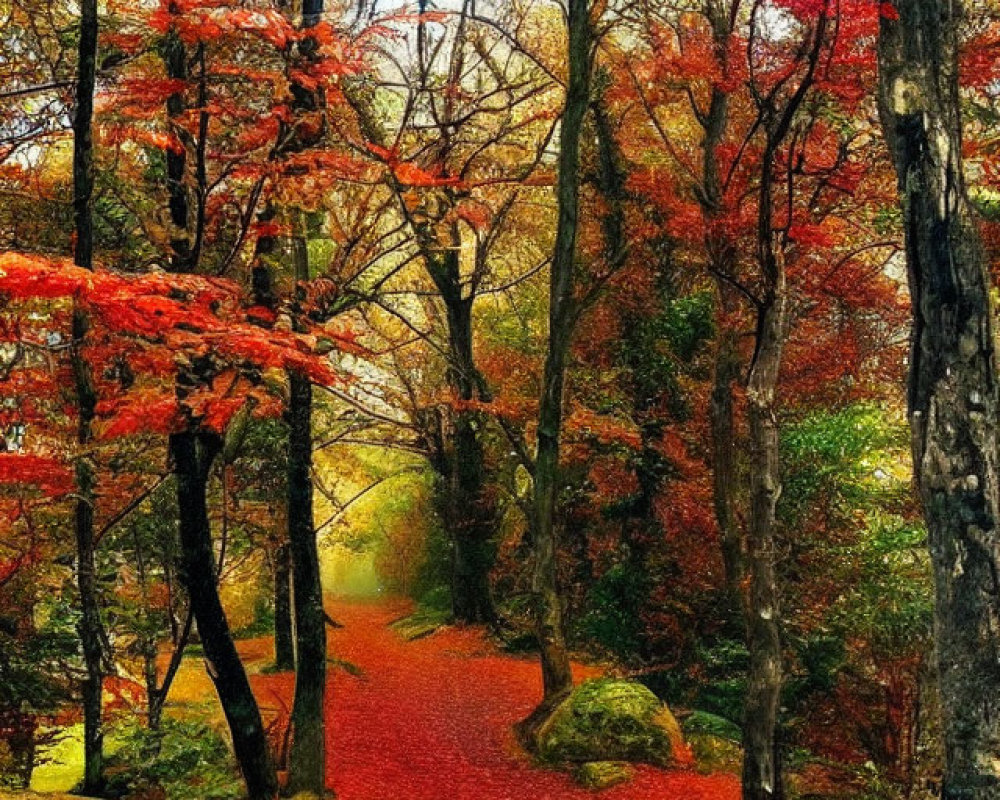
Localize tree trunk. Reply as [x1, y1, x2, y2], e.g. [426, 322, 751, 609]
[711, 323, 742, 603]
[740, 9, 826, 796]
[286, 231, 327, 797]
[697, 13, 744, 619]
[424, 239, 498, 625]
[171, 431, 279, 800]
[878, 2, 1000, 796]
[72, 0, 103, 792]
[274, 543, 295, 671]
[147, 609, 192, 738]
[164, 30, 192, 270]
[742, 274, 786, 800]
[519, 0, 592, 740]
[162, 23, 277, 797]
[449, 414, 496, 625]
[342, 60, 499, 626]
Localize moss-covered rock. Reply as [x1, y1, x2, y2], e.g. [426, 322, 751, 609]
[686, 733, 743, 774]
[574, 761, 636, 790]
[536, 678, 686, 766]
[681, 710, 742, 742]
[680, 710, 742, 774]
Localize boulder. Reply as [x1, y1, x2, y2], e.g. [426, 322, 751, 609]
[681, 710, 743, 774]
[536, 678, 687, 766]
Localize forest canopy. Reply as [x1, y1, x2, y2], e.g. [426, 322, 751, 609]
[2, 1, 1000, 799]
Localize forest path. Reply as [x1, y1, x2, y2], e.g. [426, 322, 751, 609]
[249, 597, 739, 800]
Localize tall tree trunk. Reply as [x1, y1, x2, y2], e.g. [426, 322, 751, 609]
[241, 4, 328, 790]
[742, 251, 785, 800]
[162, 21, 278, 797]
[519, 0, 592, 740]
[878, 2, 1000, 796]
[698, 3, 745, 618]
[164, 30, 192, 270]
[274, 543, 295, 671]
[740, 9, 826, 797]
[711, 320, 742, 613]
[423, 238, 497, 625]
[449, 413, 496, 624]
[171, 431, 279, 800]
[286, 231, 327, 797]
[72, 0, 103, 792]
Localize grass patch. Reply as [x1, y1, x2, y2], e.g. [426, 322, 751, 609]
[391, 606, 452, 641]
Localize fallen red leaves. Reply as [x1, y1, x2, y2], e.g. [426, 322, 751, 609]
[250, 599, 739, 800]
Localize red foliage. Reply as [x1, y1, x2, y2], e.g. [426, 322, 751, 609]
[97, 390, 179, 439]
[879, 2, 900, 20]
[0, 251, 352, 444]
[0, 453, 74, 496]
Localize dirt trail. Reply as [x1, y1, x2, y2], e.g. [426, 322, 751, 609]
[251, 597, 738, 800]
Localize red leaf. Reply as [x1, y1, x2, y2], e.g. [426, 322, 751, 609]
[879, 2, 900, 19]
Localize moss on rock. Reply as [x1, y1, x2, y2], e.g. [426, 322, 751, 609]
[574, 761, 636, 790]
[686, 733, 743, 774]
[536, 678, 686, 766]
[681, 710, 742, 774]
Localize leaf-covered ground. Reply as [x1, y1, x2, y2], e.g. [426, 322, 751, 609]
[250, 598, 739, 799]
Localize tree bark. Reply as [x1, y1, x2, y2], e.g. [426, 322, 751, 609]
[171, 431, 279, 800]
[519, 0, 592, 740]
[422, 237, 498, 625]
[72, 0, 103, 792]
[286, 232, 327, 797]
[162, 21, 278, 797]
[449, 413, 496, 625]
[241, 4, 329, 791]
[742, 242, 785, 800]
[164, 30, 192, 270]
[274, 543, 295, 671]
[711, 319, 743, 614]
[739, 6, 827, 795]
[698, 0, 744, 621]
[878, 2, 1000, 796]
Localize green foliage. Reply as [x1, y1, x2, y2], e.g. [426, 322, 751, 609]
[0, 592, 79, 711]
[103, 718, 242, 800]
[689, 639, 748, 724]
[660, 291, 714, 363]
[231, 591, 276, 640]
[417, 584, 452, 613]
[779, 404, 931, 660]
[796, 634, 846, 695]
[784, 633, 847, 709]
[409, 517, 451, 602]
[829, 515, 932, 656]
[228, 418, 288, 501]
[780, 404, 908, 524]
[390, 605, 451, 641]
[577, 563, 647, 659]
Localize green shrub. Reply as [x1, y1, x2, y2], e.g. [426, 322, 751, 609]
[578, 563, 647, 659]
[103, 718, 241, 800]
